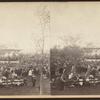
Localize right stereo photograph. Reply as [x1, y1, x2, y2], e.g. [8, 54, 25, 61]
[50, 2, 100, 96]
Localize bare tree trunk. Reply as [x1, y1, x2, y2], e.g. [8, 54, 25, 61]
[35, 5, 50, 95]
[40, 24, 45, 95]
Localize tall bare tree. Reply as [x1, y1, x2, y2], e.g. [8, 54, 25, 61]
[36, 4, 50, 95]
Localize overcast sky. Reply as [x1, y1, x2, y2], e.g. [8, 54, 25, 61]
[50, 2, 100, 48]
[0, 2, 100, 53]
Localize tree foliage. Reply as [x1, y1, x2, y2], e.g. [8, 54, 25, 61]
[50, 45, 85, 79]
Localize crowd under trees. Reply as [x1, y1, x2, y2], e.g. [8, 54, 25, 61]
[50, 36, 100, 81]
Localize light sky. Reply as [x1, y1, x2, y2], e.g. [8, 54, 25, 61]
[0, 2, 100, 53]
[50, 2, 100, 48]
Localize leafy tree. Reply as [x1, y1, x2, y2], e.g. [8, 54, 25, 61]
[50, 35, 88, 79]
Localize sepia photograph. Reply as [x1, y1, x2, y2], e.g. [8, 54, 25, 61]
[50, 2, 100, 96]
[0, 1, 100, 98]
[0, 2, 50, 96]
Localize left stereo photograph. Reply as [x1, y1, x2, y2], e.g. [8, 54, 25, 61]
[0, 2, 50, 96]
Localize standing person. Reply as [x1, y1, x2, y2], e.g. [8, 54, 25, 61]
[55, 68, 65, 91]
[32, 69, 36, 87]
[3, 68, 10, 79]
[12, 70, 17, 79]
[28, 67, 36, 87]
[28, 67, 33, 77]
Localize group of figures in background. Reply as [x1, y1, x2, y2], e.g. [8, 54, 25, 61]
[0, 65, 39, 87]
[51, 62, 100, 91]
[1, 47, 100, 95]
[0, 50, 50, 91]
[50, 47, 100, 92]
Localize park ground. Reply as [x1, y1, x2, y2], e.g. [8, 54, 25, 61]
[51, 84, 100, 95]
[0, 76, 50, 95]
[0, 76, 40, 95]
[42, 77, 50, 95]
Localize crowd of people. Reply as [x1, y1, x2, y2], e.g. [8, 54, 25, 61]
[0, 64, 40, 87]
[51, 61, 100, 91]
[0, 61, 49, 88]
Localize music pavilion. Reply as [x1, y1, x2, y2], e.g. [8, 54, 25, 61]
[0, 49, 21, 69]
[84, 48, 100, 62]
